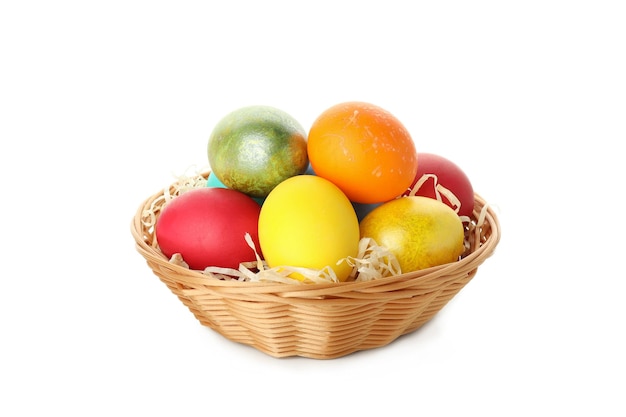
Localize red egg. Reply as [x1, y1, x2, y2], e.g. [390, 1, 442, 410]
[404, 152, 475, 218]
[155, 187, 262, 270]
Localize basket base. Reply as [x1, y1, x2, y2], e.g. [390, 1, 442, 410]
[154, 268, 476, 359]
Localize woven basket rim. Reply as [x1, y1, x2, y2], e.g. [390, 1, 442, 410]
[130, 178, 500, 295]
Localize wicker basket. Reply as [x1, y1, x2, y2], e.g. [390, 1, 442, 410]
[131, 175, 500, 359]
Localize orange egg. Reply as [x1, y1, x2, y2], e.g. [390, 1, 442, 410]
[307, 102, 418, 204]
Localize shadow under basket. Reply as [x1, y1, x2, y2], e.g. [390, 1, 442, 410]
[131, 180, 501, 359]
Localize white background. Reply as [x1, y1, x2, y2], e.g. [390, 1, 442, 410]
[1, 1, 625, 415]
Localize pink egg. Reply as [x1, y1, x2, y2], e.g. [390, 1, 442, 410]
[155, 187, 262, 270]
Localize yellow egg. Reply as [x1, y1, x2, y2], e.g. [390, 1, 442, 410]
[258, 175, 360, 282]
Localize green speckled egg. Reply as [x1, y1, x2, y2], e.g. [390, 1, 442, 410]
[207, 105, 309, 198]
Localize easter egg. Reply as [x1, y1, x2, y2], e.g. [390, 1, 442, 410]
[207, 171, 265, 205]
[207, 105, 309, 198]
[352, 201, 382, 222]
[359, 196, 465, 273]
[206, 171, 227, 188]
[258, 175, 360, 282]
[307, 101, 418, 204]
[404, 152, 475, 218]
[155, 187, 262, 270]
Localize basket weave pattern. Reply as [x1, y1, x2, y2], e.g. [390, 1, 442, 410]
[131, 182, 500, 359]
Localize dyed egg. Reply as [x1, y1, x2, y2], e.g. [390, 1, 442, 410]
[155, 187, 262, 270]
[307, 101, 418, 204]
[207, 171, 227, 188]
[207, 105, 308, 198]
[360, 196, 465, 273]
[258, 175, 360, 281]
[404, 152, 474, 217]
[352, 201, 382, 222]
[207, 171, 265, 205]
